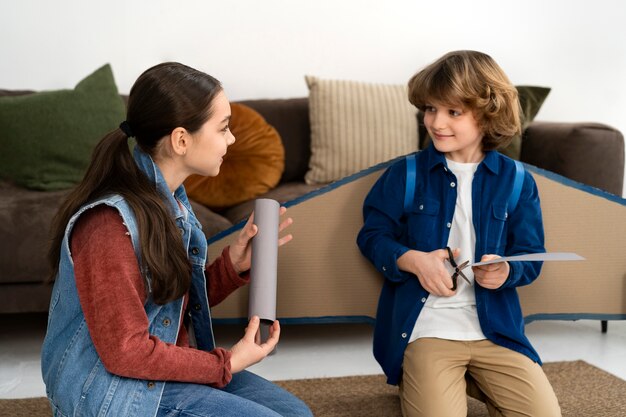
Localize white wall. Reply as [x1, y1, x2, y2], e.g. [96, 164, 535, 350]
[1, 0, 625, 196]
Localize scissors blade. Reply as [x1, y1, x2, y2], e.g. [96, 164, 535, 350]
[457, 260, 470, 271]
[457, 270, 471, 285]
[456, 260, 472, 285]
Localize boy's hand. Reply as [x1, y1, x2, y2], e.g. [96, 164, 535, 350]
[397, 248, 460, 297]
[472, 254, 509, 289]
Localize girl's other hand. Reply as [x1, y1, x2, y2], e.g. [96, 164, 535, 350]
[229, 316, 280, 373]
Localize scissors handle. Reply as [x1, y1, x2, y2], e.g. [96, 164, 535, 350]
[446, 247, 472, 289]
[446, 247, 455, 265]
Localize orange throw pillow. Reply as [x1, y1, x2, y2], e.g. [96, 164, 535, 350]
[184, 103, 285, 211]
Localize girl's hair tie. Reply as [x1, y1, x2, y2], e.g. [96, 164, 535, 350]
[119, 121, 134, 137]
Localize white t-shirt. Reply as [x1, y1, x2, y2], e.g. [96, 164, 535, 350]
[409, 158, 486, 342]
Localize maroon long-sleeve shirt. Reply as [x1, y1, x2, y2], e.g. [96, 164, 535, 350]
[70, 205, 249, 387]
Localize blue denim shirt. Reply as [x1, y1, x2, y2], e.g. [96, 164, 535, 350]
[356, 145, 545, 385]
[41, 147, 215, 417]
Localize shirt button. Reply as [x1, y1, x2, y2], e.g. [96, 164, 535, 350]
[450, 182, 456, 188]
[194, 304, 201, 311]
[421, 297, 427, 303]
[382, 266, 387, 271]
[191, 247, 200, 255]
[147, 381, 155, 389]
[505, 213, 508, 219]
[447, 222, 452, 228]
[162, 318, 171, 327]
[419, 204, 424, 210]
[401, 333, 407, 339]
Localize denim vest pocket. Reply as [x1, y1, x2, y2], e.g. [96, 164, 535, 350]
[75, 360, 111, 414]
[407, 196, 440, 246]
[487, 203, 508, 251]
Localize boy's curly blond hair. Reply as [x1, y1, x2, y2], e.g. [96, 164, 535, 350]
[408, 50, 521, 151]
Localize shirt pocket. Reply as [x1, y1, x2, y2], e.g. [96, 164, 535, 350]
[406, 196, 440, 246]
[487, 203, 508, 251]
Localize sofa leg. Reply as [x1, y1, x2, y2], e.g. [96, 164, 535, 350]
[601, 320, 608, 333]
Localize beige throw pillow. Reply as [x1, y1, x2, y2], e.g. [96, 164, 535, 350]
[305, 75, 418, 184]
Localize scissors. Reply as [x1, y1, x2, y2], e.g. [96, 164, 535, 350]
[446, 246, 472, 291]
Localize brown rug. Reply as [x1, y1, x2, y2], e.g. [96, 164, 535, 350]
[275, 361, 626, 417]
[1, 361, 624, 417]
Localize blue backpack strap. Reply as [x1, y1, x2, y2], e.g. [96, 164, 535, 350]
[508, 160, 524, 212]
[404, 154, 417, 212]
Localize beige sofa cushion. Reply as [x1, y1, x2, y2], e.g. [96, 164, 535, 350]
[304, 76, 418, 185]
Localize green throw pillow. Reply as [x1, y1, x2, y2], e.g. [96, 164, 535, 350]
[0, 64, 126, 190]
[499, 85, 551, 160]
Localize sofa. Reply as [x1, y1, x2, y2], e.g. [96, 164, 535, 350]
[0, 91, 624, 316]
[206, 101, 626, 324]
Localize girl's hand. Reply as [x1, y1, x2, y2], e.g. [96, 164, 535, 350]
[229, 316, 280, 373]
[397, 248, 460, 297]
[228, 206, 293, 274]
[472, 254, 509, 289]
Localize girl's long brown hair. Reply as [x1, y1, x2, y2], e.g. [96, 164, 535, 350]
[48, 62, 222, 304]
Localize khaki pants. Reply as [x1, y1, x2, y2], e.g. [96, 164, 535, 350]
[399, 338, 561, 417]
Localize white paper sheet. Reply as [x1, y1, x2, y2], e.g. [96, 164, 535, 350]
[470, 252, 585, 267]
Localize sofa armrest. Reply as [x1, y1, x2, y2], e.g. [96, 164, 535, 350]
[521, 122, 625, 196]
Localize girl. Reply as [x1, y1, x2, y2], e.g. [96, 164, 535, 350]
[357, 51, 561, 416]
[42, 62, 312, 417]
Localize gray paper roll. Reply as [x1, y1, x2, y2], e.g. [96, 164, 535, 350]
[249, 198, 280, 325]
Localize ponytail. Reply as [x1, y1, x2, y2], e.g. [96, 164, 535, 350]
[47, 127, 192, 304]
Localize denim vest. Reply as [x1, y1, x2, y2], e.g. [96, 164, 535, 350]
[41, 147, 216, 417]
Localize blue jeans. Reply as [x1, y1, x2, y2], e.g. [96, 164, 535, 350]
[156, 370, 313, 417]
